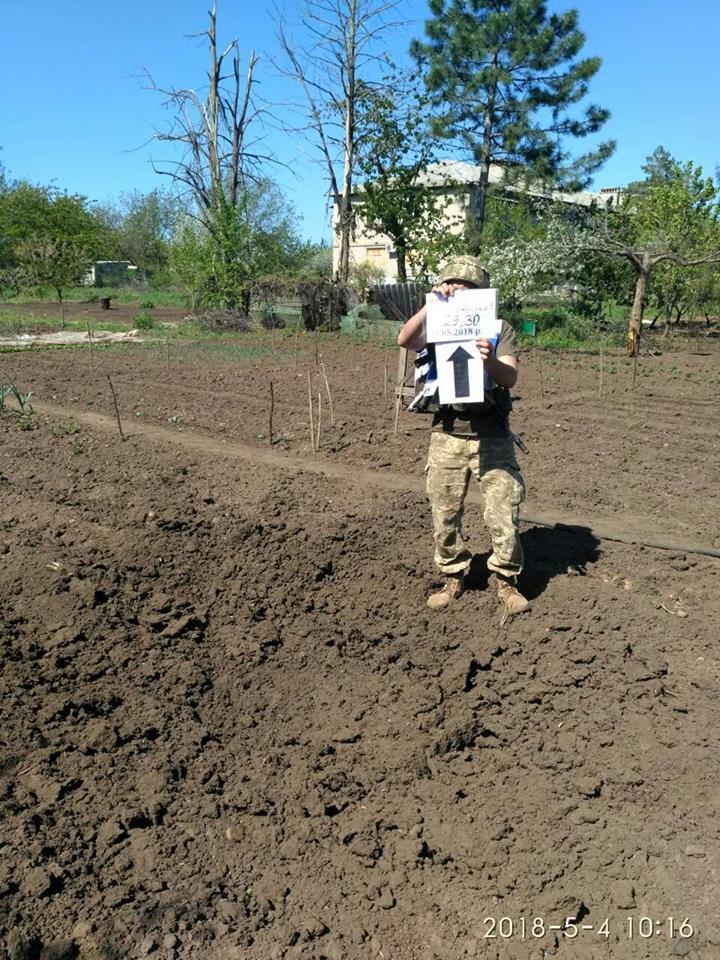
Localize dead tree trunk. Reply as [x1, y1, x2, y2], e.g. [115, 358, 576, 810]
[276, 0, 397, 286]
[144, 4, 262, 308]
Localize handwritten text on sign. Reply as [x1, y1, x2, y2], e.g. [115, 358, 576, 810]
[426, 287, 500, 344]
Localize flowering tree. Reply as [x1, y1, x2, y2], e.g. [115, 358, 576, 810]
[485, 217, 578, 313]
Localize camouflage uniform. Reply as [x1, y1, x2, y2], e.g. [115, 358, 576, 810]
[426, 432, 525, 579]
[422, 255, 526, 583]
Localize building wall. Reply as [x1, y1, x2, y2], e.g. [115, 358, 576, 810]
[332, 186, 467, 280]
[332, 162, 627, 280]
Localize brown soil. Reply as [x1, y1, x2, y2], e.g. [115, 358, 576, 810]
[0, 300, 190, 329]
[1, 334, 719, 960]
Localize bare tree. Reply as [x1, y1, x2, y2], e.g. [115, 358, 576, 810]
[276, 0, 399, 284]
[144, 5, 269, 240]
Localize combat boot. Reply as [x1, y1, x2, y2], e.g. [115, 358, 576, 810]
[495, 574, 530, 616]
[427, 572, 464, 611]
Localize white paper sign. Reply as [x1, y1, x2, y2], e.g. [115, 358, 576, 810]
[426, 287, 500, 344]
[435, 340, 485, 404]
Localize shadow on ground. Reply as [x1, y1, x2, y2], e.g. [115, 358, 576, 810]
[464, 523, 601, 600]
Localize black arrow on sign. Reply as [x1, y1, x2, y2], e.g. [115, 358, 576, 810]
[448, 345, 473, 398]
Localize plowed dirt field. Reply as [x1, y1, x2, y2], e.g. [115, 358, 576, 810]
[1, 333, 719, 960]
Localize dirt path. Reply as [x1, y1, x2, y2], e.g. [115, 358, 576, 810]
[33, 400, 720, 558]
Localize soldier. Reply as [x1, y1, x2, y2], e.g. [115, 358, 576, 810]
[397, 255, 530, 616]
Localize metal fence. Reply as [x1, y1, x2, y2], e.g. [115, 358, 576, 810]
[369, 281, 426, 323]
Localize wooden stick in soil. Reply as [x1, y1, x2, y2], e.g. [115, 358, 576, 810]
[269, 380, 274, 446]
[632, 350, 639, 390]
[383, 353, 388, 408]
[294, 313, 301, 366]
[556, 351, 563, 396]
[316, 391, 322, 452]
[166, 332, 170, 373]
[599, 342, 604, 397]
[320, 362, 334, 425]
[538, 353, 545, 407]
[107, 375, 125, 441]
[86, 319, 94, 370]
[307, 370, 315, 453]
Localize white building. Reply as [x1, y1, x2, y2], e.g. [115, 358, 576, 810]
[334, 160, 626, 280]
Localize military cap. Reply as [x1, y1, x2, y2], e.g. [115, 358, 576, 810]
[438, 255, 489, 288]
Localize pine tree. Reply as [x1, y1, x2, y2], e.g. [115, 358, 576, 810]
[411, 0, 615, 250]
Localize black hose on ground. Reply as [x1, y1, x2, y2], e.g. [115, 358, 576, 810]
[521, 513, 720, 560]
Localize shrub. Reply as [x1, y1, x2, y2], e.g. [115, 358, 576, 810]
[133, 311, 155, 330]
[140, 298, 155, 310]
[522, 306, 571, 330]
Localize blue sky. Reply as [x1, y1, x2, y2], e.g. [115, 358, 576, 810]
[1, 0, 719, 240]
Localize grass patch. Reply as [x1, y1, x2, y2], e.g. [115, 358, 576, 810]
[4, 286, 189, 307]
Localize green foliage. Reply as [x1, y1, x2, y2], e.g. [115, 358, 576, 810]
[347, 259, 385, 295]
[140, 298, 155, 309]
[49, 419, 80, 437]
[411, 0, 614, 243]
[295, 242, 333, 280]
[623, 155, 720, 255]
[355, 70, 463, 280]
[570, 249, 635, 322]
[521, 305, 571, 330]
[133, 310, 155, 330]
[0, 181, 108, 271]
[578, 149, 720, 333]
[169, 180, 309, 310]
[98, 188, 183, 277]
[626, 146, 678, 194]
[482, 192, 544, 248]
[0, 382, 33, 414]
[17, 238, 90, 296]
[0, 179, 111, 325]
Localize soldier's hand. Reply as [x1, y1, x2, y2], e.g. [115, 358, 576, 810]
[476, 337, 493, 361]
[432, 281, 467, 299]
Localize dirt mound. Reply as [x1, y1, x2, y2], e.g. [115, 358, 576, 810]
[1, 403, 718, 959]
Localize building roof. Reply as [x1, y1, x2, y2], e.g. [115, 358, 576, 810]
[413, 160, 622, 207]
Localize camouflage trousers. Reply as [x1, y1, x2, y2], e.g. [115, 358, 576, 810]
[425, 431, 526, 579]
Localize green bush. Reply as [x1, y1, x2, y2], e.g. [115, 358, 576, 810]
[133, 311, 155, 330]
[522, 306, 571, 330]
[140, 298, 155, 310]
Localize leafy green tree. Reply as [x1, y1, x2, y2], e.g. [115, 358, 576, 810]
[689, 262, 720, 326]
[169, 179, 308, 310]
[411, 0, 614, 250]
[583, 154, 720, 352]
[294, 241, 333, 279]
[0, 181, 109, 319]
[626, 145, 677, 194]
[16, 238, 91, 327]
[355, 72, 463, 281]
[0, 183, 106, 268]
[100, 188, 183, 279]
